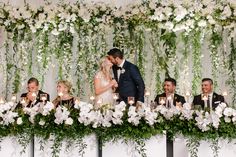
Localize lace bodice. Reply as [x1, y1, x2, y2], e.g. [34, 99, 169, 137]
[95, 71, 114, 107]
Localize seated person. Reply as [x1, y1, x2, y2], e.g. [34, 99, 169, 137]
[154, 78, 186, 108]
[20, 77, 50, 107]
[52, 80, 75, 109]
[192, 78, 225, 110]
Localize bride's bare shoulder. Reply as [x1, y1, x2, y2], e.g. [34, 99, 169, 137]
[95, 71, 103, 79]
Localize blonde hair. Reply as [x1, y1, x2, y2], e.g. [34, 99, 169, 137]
[99, 57, 112, 80]
[53, 80, 72, 106]
[57, 80, 72, 94]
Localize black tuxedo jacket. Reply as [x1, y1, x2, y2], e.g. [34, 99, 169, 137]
[20, 90, 50, 106]
[192, 92, 224, 110]
[154, 93, 186, 106]
[112, 60, 145, 103]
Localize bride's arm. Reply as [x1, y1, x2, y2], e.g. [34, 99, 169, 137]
[94, 76, 114, 95]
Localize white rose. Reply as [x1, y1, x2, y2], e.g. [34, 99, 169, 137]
[17, 117, 23, 125]
[65, 117, 73, 125]
[39, 119, 46, 126]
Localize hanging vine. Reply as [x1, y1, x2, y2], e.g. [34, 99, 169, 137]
[226, 37, 236, 105]
[210, 29, 222, 89]
[191, 30, 202, 95]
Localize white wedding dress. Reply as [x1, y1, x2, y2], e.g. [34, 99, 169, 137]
[95, 71, 114, 107]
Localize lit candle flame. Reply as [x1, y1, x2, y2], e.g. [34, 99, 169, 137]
[145, 91, 150, 96]
[222, 91, 227, 96]
[11, 95, 17, 101]
[202, 95, 208, 101]
[90, 96, 95, 101]
[0, 98, 4, 104]
[185, 91, 190, 97]
[32, 92, 37, 97]
[58, 92, 63, 97]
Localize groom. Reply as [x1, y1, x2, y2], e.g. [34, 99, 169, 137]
[107, 48, 145, 103]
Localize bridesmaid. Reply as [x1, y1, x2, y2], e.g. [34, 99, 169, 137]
[52, 80, 75, 109]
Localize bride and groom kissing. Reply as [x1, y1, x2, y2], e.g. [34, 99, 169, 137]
[94, 48, 145, 107]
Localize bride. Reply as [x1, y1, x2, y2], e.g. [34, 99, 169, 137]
[94, 57, 118, 108]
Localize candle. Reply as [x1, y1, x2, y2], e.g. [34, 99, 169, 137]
[222, 91, 227, 96]
[11, 95, 17, 102]
[128, 97, 135, 105]
[32, 92, 37, 97]
[58, 92, 63, 97]
[97, 99, 102, 105]
[128, 100, 134, 105]
[90, 96, 95, 101]
[21, 99, 26, 104]
[167, 96, 172, 101]
[185, 91, 190, 97]
[160, 99, 165, 105]
[75, 97, 80, 104]
[113, 93, 119, 100]
[0, 97, 4, 104]
[202, 95, 208, 101]
[41, 96, 47, 101]
[145, 91, 150, 96]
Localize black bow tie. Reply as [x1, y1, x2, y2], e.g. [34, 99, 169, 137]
[115, 66, 122, 70]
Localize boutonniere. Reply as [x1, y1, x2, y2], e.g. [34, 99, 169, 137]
[174, 97, 177, 100]
[121, 68, 125, 74]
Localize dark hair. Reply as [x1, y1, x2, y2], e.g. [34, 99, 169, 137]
[164, 78, 176, 86]
[202, 78, 213, 85]
[107, 48, 124, 59]
[27, 77, 39, 86]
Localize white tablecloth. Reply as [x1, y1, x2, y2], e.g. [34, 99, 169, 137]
[34, 134, 98, 157]
[174, 136, 236, 157]
[0, 136, 32, 157]
[102, 135, 166, 157]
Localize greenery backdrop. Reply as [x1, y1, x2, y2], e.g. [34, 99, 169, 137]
[0, 0, 235, 105]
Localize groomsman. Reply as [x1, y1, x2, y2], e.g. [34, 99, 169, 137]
[107, 48, 145, 103]
[154, 78, 186, 108]
[192, 78, 225, 110]
[20, 77, 50, 107]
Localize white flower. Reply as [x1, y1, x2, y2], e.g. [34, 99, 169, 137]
[183, 103, 191, 110]
[121, 68, 125, 74]
[51, 29, 60, 36]
[16, 117, 23, 125]
[41, 102, 54, 116]
[198, 20, 207, 27]
[223, 107, 233, 117]
[65, 117, 73, 125]
[224, 117, 231, 123]
[39, 119, 46, 126]
[165, 22, 174, 30]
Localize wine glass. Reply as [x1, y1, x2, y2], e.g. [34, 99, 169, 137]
[40, 94, 47, 103]
[128, 97, 135, 105]
[159, 97, 166, 105]
[113, 93, 119, 105]
[20, 97, 28, 107]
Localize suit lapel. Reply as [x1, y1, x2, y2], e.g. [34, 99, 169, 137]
[118, 61, 127, 83]
[112, 66, 118, 82]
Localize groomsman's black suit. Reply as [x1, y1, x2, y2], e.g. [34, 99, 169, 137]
[20, 90, 50, 107]
[154, 93, 186, 106]
[112, 60, 145, 103]
[192, 92, 224, 110]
